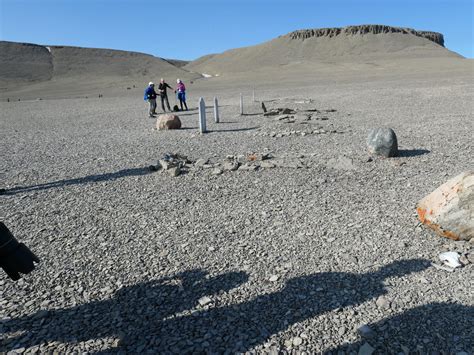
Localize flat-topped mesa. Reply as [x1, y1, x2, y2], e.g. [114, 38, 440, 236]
[286, 25, 444, 47]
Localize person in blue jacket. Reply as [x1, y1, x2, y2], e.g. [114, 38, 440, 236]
[144, 82, 158, 118]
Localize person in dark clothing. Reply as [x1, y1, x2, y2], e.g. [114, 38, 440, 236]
[158, 78, 173, 112]
[144, 82, 158, 117]
[174, 79, 188, 111]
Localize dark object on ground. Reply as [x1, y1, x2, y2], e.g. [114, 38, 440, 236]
[262, 102, 267, 113]
[0, 188, 6, 195]
[0, 222, 40, 281]
[148, 165, 159, 172]
[173, 105, 180, 112]
[367, 127, 398, 157]
[264, 107, 295, 116]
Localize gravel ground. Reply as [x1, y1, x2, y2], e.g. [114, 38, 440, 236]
[0, 71, 473, 354]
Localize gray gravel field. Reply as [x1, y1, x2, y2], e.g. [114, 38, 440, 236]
[1, 72, 473, 354]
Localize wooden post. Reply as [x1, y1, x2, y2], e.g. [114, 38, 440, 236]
[214, 97, 219, 123]
[240, 93, 243, 115]
[199, 97, 207, 134]
[252, 88, 255, 102]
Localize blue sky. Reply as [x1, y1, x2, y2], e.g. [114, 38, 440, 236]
[1, 0, 472, 60]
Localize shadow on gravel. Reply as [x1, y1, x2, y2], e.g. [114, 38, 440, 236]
[2, 260, 435, 353]
[211, 126, 260, 133]
[398, 149, 430, 157]
[177, 112, 198, 117]
[241, 113, 263, 117]
[327, 303, 473, 353]
[1, 167, 152, 196]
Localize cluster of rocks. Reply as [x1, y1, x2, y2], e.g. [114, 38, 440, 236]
[272, 114, 330, 124]
[263, 107, 336, 119]
[150, 152, 308, 177]
[149, 153, 193, 176]
[255, 128, 342, 138]
[263, 107, 296, 116]
[255, 106, 343, 138]
[209, 153, 304, 175]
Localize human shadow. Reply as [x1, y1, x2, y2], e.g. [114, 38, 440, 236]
[327, 302, 474, 353]
[398, 149, 430, 157]
[1, 167, 153, 196]
[2, 259, 430, 353]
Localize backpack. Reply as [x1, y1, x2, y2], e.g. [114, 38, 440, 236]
[173, 105, 180, 112]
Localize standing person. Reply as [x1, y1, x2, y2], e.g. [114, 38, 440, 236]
[144, 82, 158, 118]
[158, 78, 173, 112]
[175, 79, 188, 111]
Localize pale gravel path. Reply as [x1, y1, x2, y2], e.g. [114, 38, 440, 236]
[0, 72, 473, 354]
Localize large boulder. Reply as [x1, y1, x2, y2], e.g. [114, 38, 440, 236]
[417, 171, 473, 241]
[367, 128, 398, 157]
[157, 114, 181, 130]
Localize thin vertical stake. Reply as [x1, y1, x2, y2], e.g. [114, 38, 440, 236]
[214, 97, 219, 123]
[240, 93, 243, 115]
[199, 97, 207, 134]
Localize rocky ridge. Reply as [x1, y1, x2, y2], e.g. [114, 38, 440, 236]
[286, 25, 444, 47]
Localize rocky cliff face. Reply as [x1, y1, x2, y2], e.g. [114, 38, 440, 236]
[286, 25, 444, 47]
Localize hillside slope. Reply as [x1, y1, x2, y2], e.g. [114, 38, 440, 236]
[0, 41, 197, 93]
[0, 42, 54, 83]
[185, 25, 462, 75]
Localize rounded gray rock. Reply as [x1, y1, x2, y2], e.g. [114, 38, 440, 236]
[157, 114, 181, 130]
[367, 127, 398, 157]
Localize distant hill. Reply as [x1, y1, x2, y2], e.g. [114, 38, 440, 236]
[0, 41, 198, 91]
[0, 25, 468, 99]
[185, 25, 462, 75]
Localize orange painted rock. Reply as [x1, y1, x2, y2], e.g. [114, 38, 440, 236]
[417, 171, 473, 241]
[157, 114, 181, 130]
